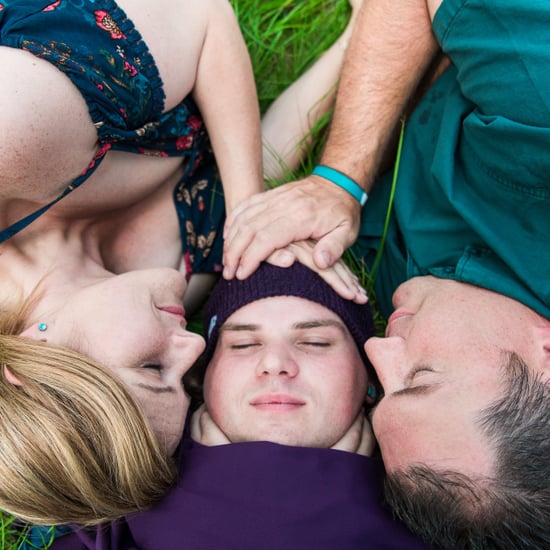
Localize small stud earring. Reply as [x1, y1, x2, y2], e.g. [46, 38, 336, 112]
[367, 384, 378, 401]
[38, 323, 48, 332]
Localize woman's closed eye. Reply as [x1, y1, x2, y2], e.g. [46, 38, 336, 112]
[142, 363, 163, 372]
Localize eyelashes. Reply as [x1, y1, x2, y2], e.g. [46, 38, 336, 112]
[229, 341, 333, 350]
[142, 363, 163, 371]
[408, 366, 435, 386]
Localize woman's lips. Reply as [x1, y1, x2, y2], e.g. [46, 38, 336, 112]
[158, 305, 186, 318]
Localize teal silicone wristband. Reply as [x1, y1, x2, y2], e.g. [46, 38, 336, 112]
[312, 165, 368, 206]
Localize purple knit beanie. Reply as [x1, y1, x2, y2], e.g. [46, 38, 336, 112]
[203, 262, 375, 368]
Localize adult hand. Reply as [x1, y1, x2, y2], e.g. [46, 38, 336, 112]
[331, 412, 375, 457]
[190, 404, 231, 446]
[223, 175, 361, 280]
[266, 239, 367, 304]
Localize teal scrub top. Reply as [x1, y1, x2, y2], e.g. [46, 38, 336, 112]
[353, 0, 550, 320]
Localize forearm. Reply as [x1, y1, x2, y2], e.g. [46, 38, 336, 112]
[193, 0, 264, 213]
[321, 0, 440, 190]
[261, 27, 351, 182]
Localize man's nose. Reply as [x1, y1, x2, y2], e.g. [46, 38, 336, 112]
[255, 347, 299, 378]
[363, 336, 407, 394]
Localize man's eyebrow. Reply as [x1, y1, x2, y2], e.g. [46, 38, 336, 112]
[221, 319, 347, 334]
[221, 323, 260, 332]
[292, 319, 347, 334]
[136, 383, 176, 394]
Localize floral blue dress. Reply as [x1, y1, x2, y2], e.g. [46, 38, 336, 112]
[0, 0, 224, 273]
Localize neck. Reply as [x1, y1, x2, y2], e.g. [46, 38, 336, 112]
[0, 222, 110, 317]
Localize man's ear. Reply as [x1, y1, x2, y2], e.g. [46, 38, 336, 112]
[3, 365, 23, 386]
[536, 324, 550, 378]
[365, 383, 378, 405]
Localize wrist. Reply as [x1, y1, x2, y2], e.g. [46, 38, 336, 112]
[312, 165, 368, 206]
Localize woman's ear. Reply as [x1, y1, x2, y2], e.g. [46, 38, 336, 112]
[3, 365, 23, 386]
[19, 322, 48, 342]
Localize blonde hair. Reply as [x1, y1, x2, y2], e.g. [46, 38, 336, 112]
[0, 306, 177, 526]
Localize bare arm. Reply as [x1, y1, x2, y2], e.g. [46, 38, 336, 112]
[262, 4, 359, 182]
[192, 0, 265, 213]
[321, 0, 439, 187]
[224, 0, 441, 279]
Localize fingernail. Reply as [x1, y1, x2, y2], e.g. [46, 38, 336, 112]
[321, 251, 333, 267]
[279, 250, 295, 266]
[367, 385, 378, 400]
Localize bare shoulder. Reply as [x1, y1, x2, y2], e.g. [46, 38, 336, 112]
[0, 46, 97, 201]
[116, 0, 241, 109]
[116, 0, 218, 110]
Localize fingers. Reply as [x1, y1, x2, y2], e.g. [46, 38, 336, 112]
[330, 413, 375, 456]
[230, 237, 368, 303]
[311, 257, 367, 303]
[224, 216, 308, 280]
[284, 241, 367, 303]
[223, 176, 360, 280]
[190, 405, 231, 446]
[223, 184, 296, 279]
[332, 260, 368, 303]
[189, 403, 206, 442]
[223, 182, 318, 279]
[265, 248, 296, 268]
[312, 226, 355, 270]
[356, 416, 376, 457]
[224, 185, 280, 232]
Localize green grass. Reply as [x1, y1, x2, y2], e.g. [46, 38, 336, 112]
[0, 512, 26, 550]
[0, 514, 58, 550]
[231, 0, 351, 113]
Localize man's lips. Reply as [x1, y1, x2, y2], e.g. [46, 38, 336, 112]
[385, 309, 413, 337]
[250, 394, 306, 411]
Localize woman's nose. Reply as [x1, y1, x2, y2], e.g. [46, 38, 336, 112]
[168, 330, 206, 377]
[363, 336, 407, 394]
[255, 347, 299, 378]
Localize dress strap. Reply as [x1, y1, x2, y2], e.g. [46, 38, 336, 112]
[0, 143, 111, 244]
